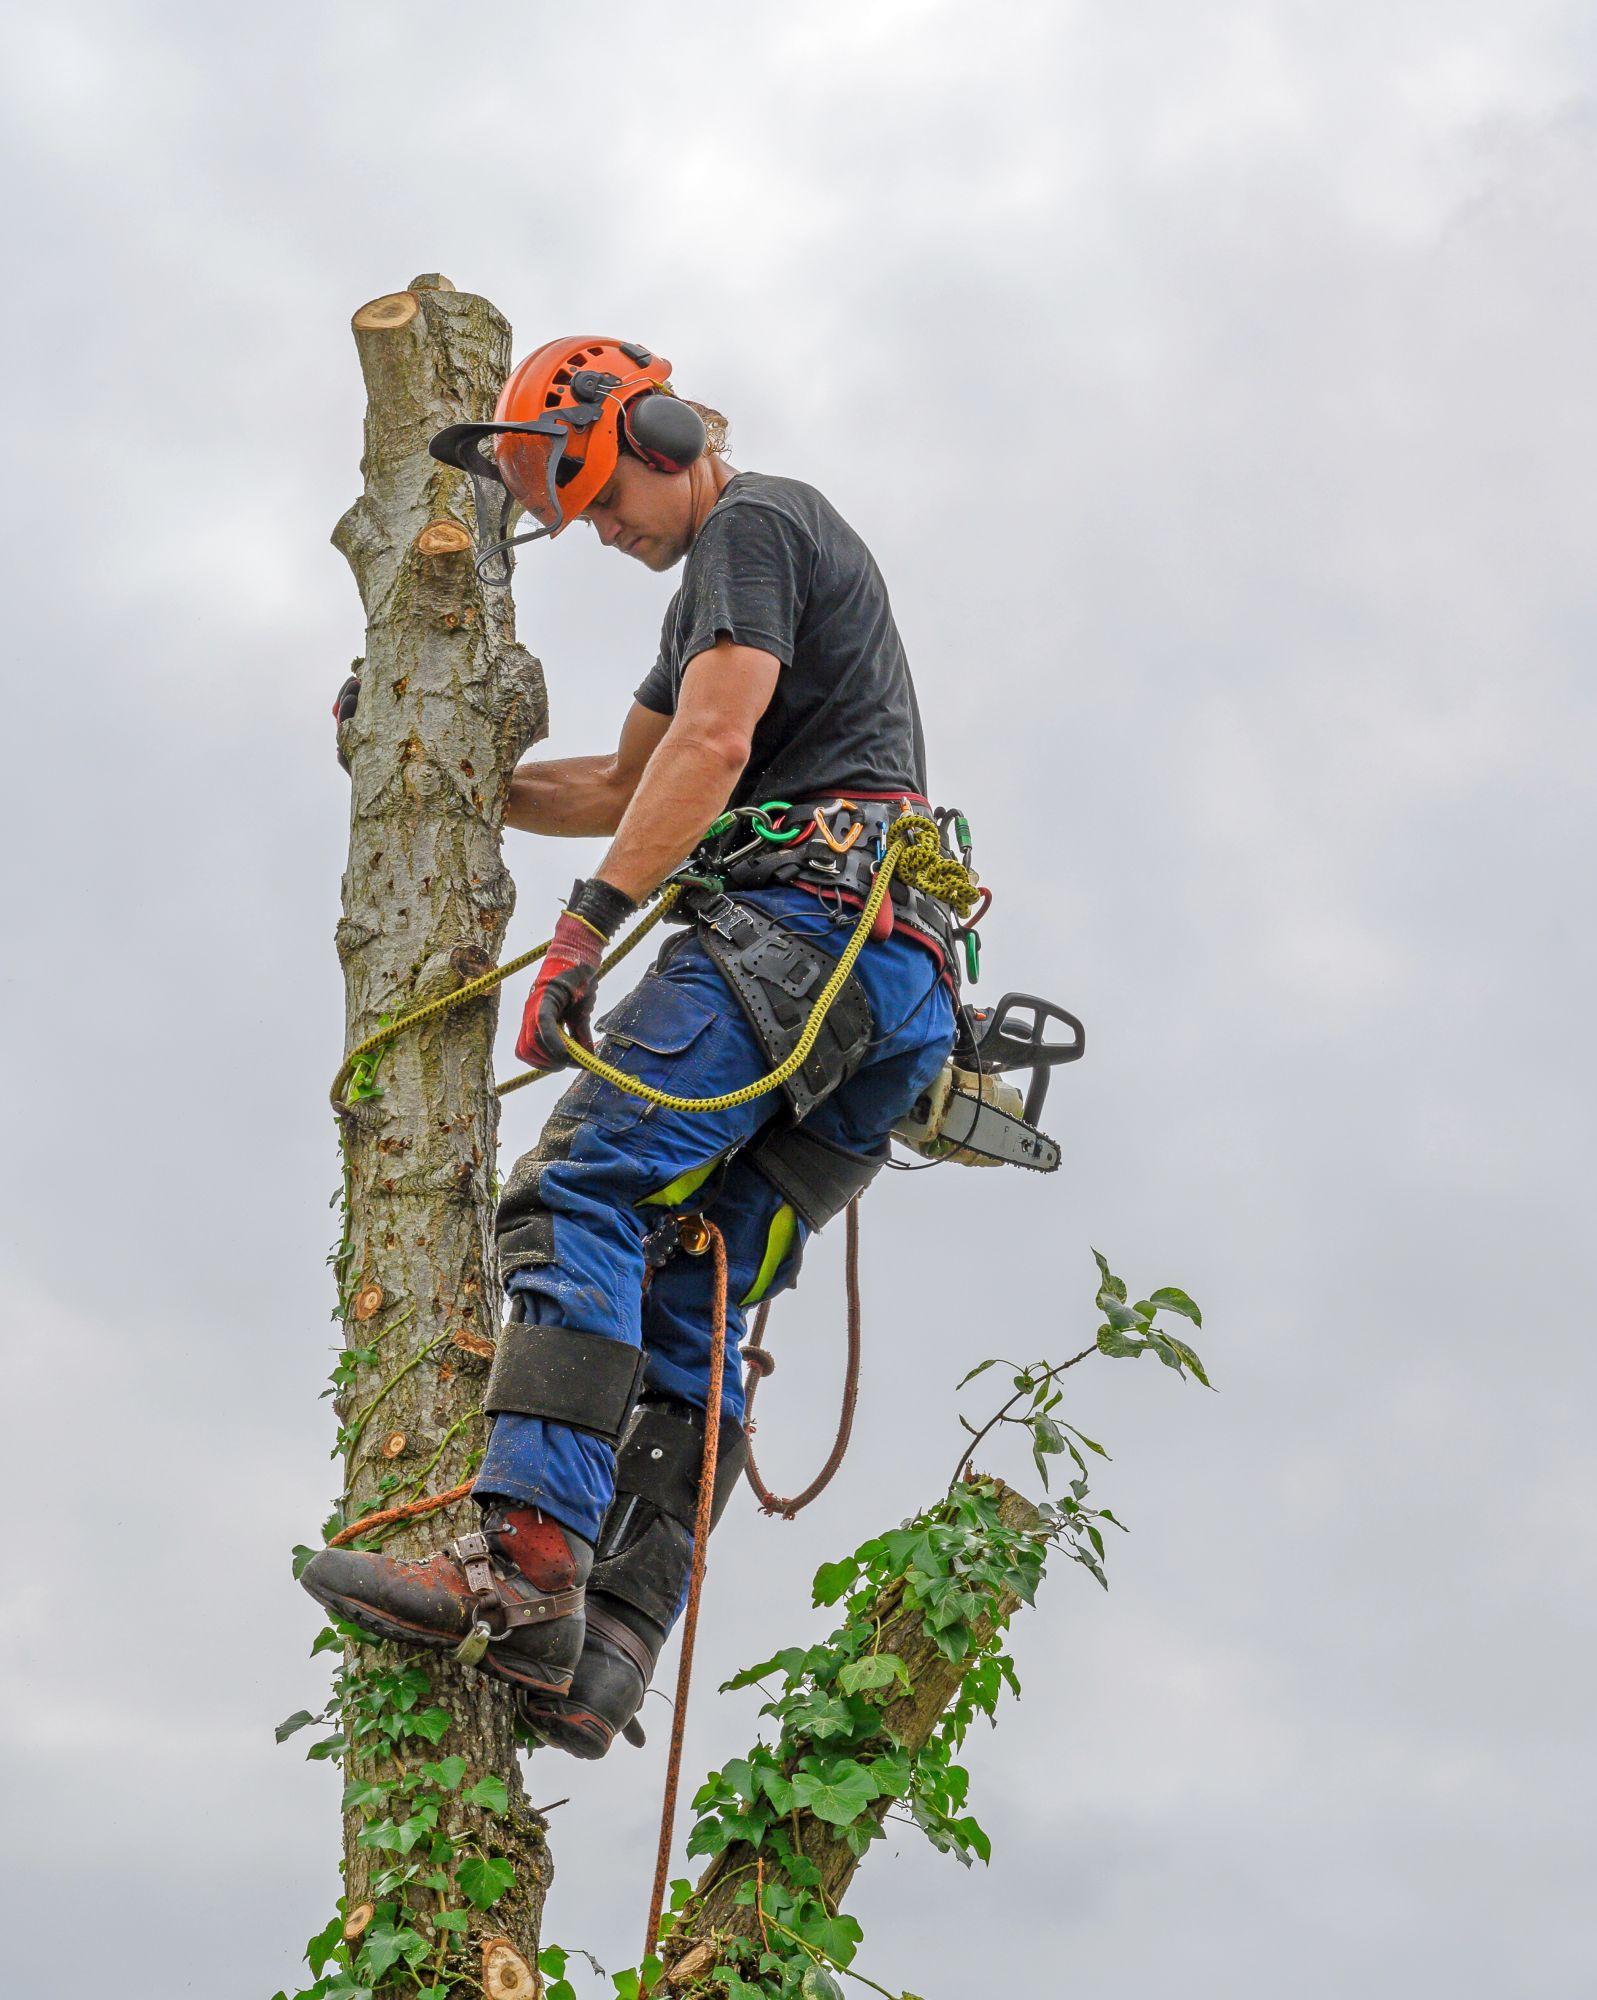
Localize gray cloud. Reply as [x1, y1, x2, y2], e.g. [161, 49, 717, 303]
[2, 3, 1592, 1994]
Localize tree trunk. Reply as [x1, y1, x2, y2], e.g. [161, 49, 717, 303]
[331, 275, 548, 1985]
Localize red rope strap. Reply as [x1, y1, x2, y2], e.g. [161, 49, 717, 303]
[741, 1197, 863, 1518]
[327, 1479, 475, 1548]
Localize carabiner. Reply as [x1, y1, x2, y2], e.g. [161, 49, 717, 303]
[751, 800, 809, 845]
[813, 802, 864, 854]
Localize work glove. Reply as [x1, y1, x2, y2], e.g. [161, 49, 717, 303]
[332, 672, 361, 773]
[516, 878, 638, 1071]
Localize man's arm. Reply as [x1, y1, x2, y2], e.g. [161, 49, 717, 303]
[504, 700, 672, 837]
[594, 640, 780, 902]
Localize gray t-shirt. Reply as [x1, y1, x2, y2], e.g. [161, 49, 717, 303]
[634, 471, 928, 811]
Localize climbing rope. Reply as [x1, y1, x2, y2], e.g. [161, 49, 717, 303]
[742, 1197, 863, 1518]
[644, 1215, 729, 1969]
[331, 811, 976, 1119]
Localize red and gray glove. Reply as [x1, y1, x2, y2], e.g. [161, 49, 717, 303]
[516, 878, 638, 1070]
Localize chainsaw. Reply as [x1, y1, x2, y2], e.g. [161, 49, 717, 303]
[893, 991, 1084, 1174]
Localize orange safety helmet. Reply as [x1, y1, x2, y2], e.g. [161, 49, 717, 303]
[429, 336, 706, 582]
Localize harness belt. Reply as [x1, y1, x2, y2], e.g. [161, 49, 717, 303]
[483, 1311, 647, 1444]
[706, 795, 963, 973]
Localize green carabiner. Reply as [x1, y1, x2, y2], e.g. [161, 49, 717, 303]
[752, 799, 806, 844]
[705, 812, 737, 840]
[963, 928, 981, 983]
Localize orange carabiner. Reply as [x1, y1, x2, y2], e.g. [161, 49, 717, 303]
[814, 801, 864, 854]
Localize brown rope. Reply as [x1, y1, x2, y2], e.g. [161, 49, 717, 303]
[742, 1197, 863, 1518]
[327, 1479, 475, 1547]
[643, 1217, 729, 1972]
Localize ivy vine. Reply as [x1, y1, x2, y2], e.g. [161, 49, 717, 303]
[278, 1248, 1208, 2000]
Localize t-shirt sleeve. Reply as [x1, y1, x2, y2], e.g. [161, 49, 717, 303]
[634, 599, 680, 714]
[634, 653, 674, 715]
[673, 501, 813, 669]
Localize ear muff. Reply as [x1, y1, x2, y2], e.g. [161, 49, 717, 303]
[623, 392, 706, 472]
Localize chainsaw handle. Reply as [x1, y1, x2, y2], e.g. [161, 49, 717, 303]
[967, 991, 1085, 1126]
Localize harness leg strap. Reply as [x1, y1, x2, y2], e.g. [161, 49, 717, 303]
[747, 1121, 887, 1233]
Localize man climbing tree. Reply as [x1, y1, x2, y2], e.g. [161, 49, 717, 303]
[303, 335, 968, 1760]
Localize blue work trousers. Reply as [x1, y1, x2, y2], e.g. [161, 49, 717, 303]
[474, 888, 955, 1545]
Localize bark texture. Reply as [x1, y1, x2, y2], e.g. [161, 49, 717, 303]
[331, 275, 548, 1968]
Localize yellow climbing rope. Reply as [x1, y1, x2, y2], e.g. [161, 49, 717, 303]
[331, 812, 974, 1120]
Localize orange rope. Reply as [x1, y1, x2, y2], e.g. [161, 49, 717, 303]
[327, 1480, 474, 1547]
[644, 1217, 728, 1972]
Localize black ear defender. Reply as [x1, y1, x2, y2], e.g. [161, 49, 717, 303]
[624, 392, 707, 472]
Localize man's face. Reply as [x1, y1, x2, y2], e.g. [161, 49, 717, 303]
[578, 453, 693, 571]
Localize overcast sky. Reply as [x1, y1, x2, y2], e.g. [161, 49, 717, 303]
[2, 3, 1593, 1995]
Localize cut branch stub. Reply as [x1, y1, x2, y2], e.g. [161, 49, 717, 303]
[352, 291, 419, 333]
[481, 1937, 538, 1999]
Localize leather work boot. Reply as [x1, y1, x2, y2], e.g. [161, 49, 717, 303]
[518, 1398, 749, 1757]
[298, 1503, 591, 1697]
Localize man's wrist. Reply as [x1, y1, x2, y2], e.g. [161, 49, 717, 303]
[565, 876, 638, 941]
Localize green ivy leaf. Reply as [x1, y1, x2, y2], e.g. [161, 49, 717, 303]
[304, 1914, 345, 1978]
[420, 1755, 467, 1792]
[406, 1707, 453, 1744]
[455, 1854, 517, 1909]
[790, 1760, 879, 1827]
[464, 1773, 508, 1813]
[837, 1653, 909, 1697]
[275, 1710, 319, 1744]
[357, 1923, 428, 1980]
[800, 1967, 844, 2000]
[431, 1911, 469, 1934]
[1147, 1285, 1202, 1326]
[811, 1558, 860, 1607]
[538, 1947, 569, 1978]
[341, 1778, 390, 1813]
[721, 1647, 809, 1693]
[808, 1911, 863, 1966]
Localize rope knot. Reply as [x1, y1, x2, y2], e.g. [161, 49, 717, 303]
[743, 1347, 777, 1380]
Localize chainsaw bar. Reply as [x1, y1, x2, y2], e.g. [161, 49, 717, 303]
[932, 1094, 1060, 1173]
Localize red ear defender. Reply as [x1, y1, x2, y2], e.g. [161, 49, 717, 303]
[623, 392, 706, 472]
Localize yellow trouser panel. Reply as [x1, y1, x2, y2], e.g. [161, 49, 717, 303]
[741, 1203, 798, 1308]
[640, 1157, 723, 1208]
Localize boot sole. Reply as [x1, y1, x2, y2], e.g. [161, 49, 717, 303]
[302, 1575, 575, 1698]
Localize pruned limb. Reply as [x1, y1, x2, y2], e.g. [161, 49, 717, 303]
[665, 1482, 1041, 1986]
